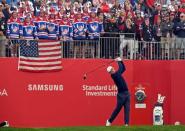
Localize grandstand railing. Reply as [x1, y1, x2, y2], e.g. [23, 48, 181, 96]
[0, 33, 185, 60]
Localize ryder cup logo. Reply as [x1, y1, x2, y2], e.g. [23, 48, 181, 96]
[0, 88, 8, 96]
[134, 84, 147, 109]
[135, 84, 146, 103]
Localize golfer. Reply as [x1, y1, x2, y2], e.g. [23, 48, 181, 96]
[106, 57, 130, 126]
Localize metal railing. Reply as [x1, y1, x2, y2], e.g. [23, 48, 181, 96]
[61, 40, 99, 58]
[0, 34, 185, 60]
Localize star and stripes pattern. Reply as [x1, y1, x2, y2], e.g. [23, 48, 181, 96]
[18, 40, 62, 72]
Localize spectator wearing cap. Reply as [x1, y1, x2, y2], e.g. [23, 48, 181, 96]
[0, 11, 6, 57]
[141, 15, 154, 42]
[161, 13, 174, 59]
[59, 12, 73, 42]
[103, 7, 119, 33]
[100, 0, 110, 13]
[59, 11, 73, 58]
[73, 9, 87, 40]
[87, 8, 104, 58]
[22, 14, 37, 40]
[174, 13, 185, 59]
[56, 8, 65, 24]
[87, 8, 104, 40]
[17, 6, 27, 23]
[47, 8, 59, 40]
[153, 16, 162, 42]
[170, 12, 176, 23]
[140, 15, 154, 59]
[7, 10, 23, 39]
[102, 4, 119, 59]
[152, 3, 162, 25]
[34, 7, 48, 39]
[82, 6, 90, 22]
[145, 0, 155, 11]
[120, 18, 136, 59]
[73, 9, 87, 58]
[47, 0, 58, 11]
[7, 10, 23, 57]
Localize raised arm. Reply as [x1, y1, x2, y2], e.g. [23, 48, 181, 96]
[115, 57, 126, 74]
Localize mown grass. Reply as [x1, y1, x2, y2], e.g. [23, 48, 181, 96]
[0, 125, 185, 131]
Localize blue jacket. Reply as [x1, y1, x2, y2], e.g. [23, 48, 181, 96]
[111, 61, 128, 94]
[174, 21, 185, 38]
[73, 19, 87, 40]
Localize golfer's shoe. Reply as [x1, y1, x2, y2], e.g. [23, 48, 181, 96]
[3, 121, 9, 127]
[106, 120, 111, 126]
[125, 124, 129, 127]
[0, 121, 9, 127]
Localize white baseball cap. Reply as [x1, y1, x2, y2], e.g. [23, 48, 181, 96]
[107, 66, 113, 73]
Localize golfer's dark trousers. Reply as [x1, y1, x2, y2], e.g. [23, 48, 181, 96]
[108, 91, 130, 124]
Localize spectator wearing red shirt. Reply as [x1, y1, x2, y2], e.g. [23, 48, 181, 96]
[134, 10, 144, 41]
[100, 0, 110, 13]
[153, 3, 162, 25]
[117, 10, 126, 32]
[125, 2, 135, 19]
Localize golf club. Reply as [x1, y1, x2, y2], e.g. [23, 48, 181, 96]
[83, 60, 115, 80]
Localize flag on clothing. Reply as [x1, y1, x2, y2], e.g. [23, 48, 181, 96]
[18, 40, 62, 72]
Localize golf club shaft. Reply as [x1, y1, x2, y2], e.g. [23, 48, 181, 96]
[85, 60, 114, 75]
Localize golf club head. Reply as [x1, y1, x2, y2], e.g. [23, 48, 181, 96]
[83, 74, 87, 80]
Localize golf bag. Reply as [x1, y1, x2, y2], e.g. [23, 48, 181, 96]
[153, 94, 165, 125]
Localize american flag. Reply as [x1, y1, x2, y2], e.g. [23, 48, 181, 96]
[18, 40, 62, 72]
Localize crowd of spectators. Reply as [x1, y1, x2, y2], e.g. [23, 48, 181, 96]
[0, 0, 184, 58]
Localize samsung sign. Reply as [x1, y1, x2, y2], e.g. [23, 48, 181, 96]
[27, 84, 64, 92]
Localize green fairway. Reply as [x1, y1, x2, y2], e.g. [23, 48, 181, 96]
[0, 126, 185, 131]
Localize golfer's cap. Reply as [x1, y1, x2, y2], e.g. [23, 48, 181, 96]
[107, 66, 113, 73]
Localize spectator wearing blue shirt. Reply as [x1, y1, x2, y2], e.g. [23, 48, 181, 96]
[174, 13, 185, 59]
